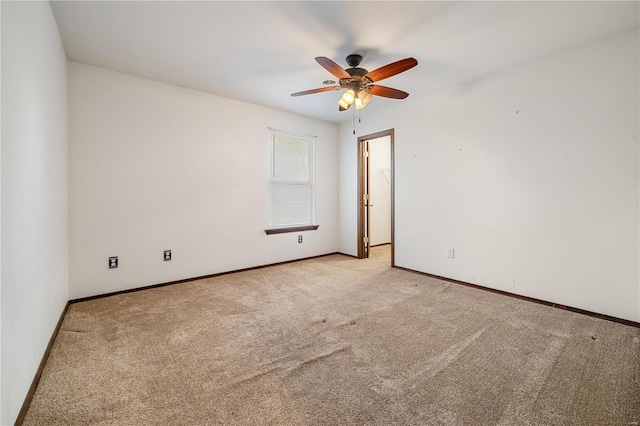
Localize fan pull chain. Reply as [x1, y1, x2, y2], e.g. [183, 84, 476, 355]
[353, 108, 356, 135]
[352, 109, 363, 135]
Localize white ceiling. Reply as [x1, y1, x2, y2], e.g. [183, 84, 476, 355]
[50, 1, 639, 124]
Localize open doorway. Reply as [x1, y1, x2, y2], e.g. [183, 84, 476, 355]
[357, 129, 394, 265]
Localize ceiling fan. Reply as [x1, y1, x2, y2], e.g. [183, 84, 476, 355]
[291, 54, 418, 111]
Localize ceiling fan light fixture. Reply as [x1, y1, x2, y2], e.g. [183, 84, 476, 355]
[358, 90, 372, 106]
[337, 98, 350, 109]
[355, 97, 365, 110]
[341, 89, 356, 105]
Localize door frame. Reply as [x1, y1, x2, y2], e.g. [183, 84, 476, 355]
[357, 128, 395, 266]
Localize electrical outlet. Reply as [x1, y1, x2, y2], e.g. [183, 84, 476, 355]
[298, 235, 303, 243]
[164, 250, 172, 261]
[108, 256, 118, 269]
[446, 247, 455, 259]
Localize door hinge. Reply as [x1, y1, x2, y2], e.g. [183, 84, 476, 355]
[363, 193, 369, 201]
[363, 149, 369, 158]
[364, 237, 369, 244]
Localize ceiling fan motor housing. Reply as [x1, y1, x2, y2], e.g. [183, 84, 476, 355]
[342, 54, 371, 90]
[340, 69, 373, 93]
[346, 67, 369, 77]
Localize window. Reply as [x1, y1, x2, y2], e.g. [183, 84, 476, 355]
[266, 130, 318, 234]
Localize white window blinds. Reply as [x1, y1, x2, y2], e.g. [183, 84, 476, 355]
[269, 131, 315, 228]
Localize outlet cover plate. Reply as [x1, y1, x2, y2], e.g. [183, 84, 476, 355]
[109, 256, 118, 269]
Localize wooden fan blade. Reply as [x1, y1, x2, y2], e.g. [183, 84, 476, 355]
[315, 57, 351, 79]
[291, 86, 339, 97]
[368, 85, 410, 99]
[364, 58, 418, 82]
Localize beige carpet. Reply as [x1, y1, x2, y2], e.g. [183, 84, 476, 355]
[24, 246, 640, 425]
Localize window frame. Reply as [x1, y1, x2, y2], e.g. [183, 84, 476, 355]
[265, 130, 319, 235]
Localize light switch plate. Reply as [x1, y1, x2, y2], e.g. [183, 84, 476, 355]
[446, 247, 455, 259]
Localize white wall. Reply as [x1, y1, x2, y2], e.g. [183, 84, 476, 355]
[1, 2, 69, 424]
[368, 136, 391, 246]
[68, 62, 338, 299]
[339, 29, 640, 322]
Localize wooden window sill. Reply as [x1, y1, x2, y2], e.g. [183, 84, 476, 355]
[265, 225, 319, 235]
